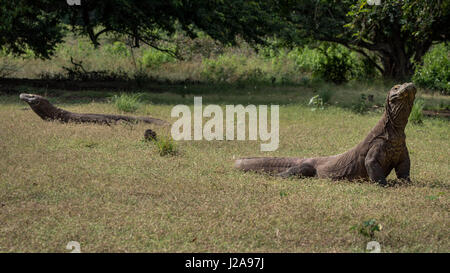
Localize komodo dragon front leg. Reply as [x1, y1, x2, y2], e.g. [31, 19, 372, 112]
[365, 144, 388, 185]
[395, 147, 411, 182]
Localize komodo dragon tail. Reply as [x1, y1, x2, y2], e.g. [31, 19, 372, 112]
[234, 157, 302, 173]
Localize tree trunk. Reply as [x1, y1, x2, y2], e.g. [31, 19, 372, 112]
[380, 54, 414, 80]
[377, 39, 415, 80]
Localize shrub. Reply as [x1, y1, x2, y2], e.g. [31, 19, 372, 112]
[350, 219, 382, 239]
[0, 57, 19, 77]
[318, 89, 334, 104]
[104, 41, 130, 57]
[141, 48, 176, 68]
[237, 67, 269, 85]
[289, 46, 323, 72]
[351, 54, 379, 80]
[153, 135, 177, 156]
[314, 46, 353, 84]
[201, 54, 241, 83]
[413, 43, 450, 94]
[111, 93, 142, 113]
[352, 94, 369, 114]
[409, 99, 425, 125]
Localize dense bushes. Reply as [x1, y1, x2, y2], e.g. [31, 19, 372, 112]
[413, 43, 450, 94]
[314, 46, 353, 84]
[312, 45, 380, 84]
[2, 31, 448, 92]
[198, 43, 379, 85]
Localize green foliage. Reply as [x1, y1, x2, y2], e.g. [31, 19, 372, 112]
[425, 192, 445, 201]
[409, 99, 425, 125]
[350, 219, 383, 239]
[346, 0, 450, 78]
[153, 135, 178, 156]
[199, 43, 379, 85]
[413, 43, 450, 94]
[314, 46, 353, 84]
[351, 94, 370, 114]
[201, 54, 242, 83]
[284, 0, 449, 79]
[0, 0, 66, 58]
[1, 0, 284, 59]
[111, 93, 142, 113]
[104, 41, 130, 57]
[351, 54, 380, 80]
[141, 48, 176, 68]
[1, 0, 448, 83]
[290, 47, 323, 72]
[318, 89, 334, 104]
[0, 56, 18, 77]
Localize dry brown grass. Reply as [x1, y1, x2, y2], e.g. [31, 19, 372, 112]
[0, 87, 448, 252]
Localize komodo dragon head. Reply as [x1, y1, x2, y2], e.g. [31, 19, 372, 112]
[19, 93, 59, 120]
[385, 82, 416, 128]
[19, 93, 48, 105]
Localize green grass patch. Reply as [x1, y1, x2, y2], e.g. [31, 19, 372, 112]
[111, 93, 142, 113]
[409, 99, 425, 125]
[152, 135, 178, 156]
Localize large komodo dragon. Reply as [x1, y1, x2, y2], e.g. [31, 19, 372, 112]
[19, 93, 169, 126]
[235, 82, 417, 186]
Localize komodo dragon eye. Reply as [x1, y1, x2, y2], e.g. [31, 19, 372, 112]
[389, 85, 406, 101]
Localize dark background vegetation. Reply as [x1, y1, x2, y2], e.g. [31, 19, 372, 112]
[0, 0, 449, 93]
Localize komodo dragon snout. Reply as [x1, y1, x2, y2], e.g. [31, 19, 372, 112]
[20, 93, 45, 105]
[235, 82, 417, 186]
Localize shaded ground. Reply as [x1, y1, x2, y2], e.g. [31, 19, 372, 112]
[423, 109, 450, 119]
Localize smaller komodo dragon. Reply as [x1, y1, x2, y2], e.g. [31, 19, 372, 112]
[234, 82, 417, 186]
[20, 93, 169, 126]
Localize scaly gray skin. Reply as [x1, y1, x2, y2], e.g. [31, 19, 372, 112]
[19, 93, 170, 126]
[235, 83, 417, 186]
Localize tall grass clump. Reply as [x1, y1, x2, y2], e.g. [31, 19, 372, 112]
[111, 93, 142, 112]
[413, 43, 450, 94]
[153, 135, 178, 156]
[409, 99, 425, 125]
[318, 89, 334, 104]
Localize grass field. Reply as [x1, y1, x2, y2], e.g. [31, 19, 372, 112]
[0, 84, 448, 252]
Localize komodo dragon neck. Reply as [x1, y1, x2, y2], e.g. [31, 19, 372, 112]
[361, 100, 409, 145]
[27, 98, 70, 121]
